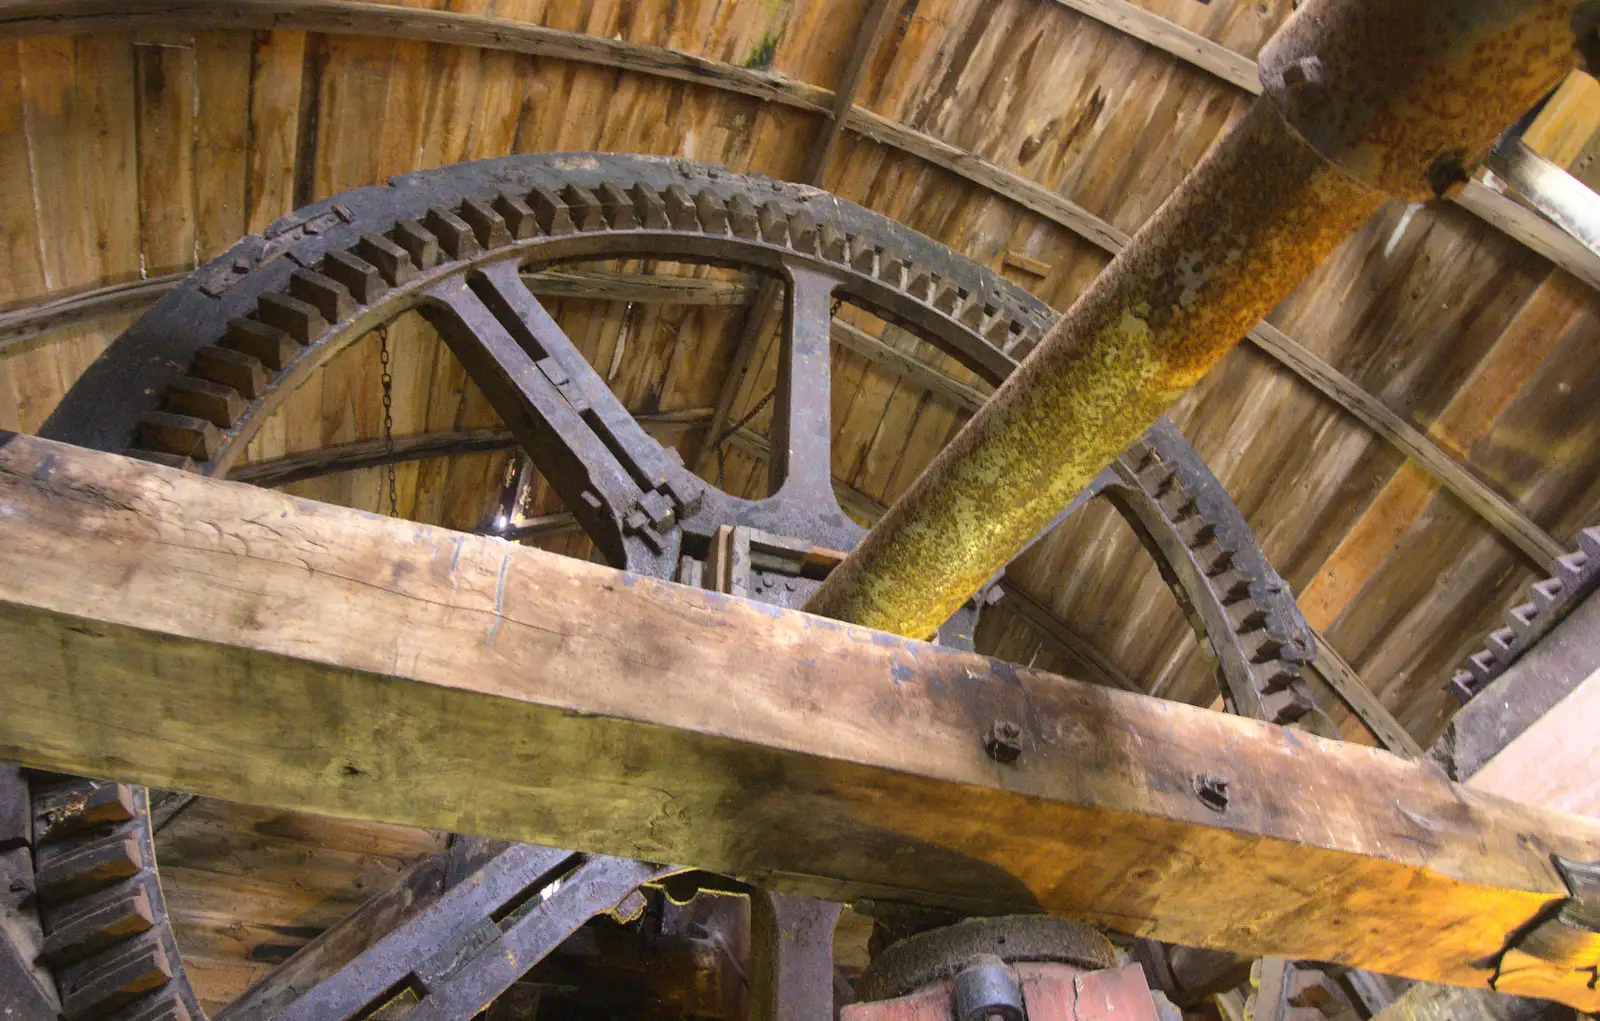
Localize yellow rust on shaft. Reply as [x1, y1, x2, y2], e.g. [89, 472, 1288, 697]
[805, 99, 1385, 638]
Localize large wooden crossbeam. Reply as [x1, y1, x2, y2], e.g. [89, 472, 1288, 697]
[0, 432, 1598, 1008]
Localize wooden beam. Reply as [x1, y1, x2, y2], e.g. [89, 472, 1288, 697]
[1307, 640, 1424, 759]
[2, 433, 1599, 1006]
[1043, 0, 1260, 95]
[0, 273, 183, 353]
[226, 409, 712, 489]
[523, 269, 756, 307]
[829, 319, 989, 413]
[798, 0, 895, 184]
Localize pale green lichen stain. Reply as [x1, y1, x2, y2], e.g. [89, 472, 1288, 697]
[743, 33, 779, 69]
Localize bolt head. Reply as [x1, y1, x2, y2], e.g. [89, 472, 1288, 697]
[984, 721, 1023, 764]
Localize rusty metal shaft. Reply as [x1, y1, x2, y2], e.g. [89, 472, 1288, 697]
[805, 0, 1582, 639]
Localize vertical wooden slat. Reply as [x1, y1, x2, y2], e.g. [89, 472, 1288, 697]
[135, 40, 198, 274]
[245, 29, 307, 233]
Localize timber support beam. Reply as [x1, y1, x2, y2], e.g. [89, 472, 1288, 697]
[1, 433, 1599, 1008]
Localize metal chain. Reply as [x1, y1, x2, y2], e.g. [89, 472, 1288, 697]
[378, 325, 398, 517]
[714, 388, 775, 489]
[710, 298, 844, 489]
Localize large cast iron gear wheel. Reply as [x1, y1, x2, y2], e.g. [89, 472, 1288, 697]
[11, 153, 1330, 1021]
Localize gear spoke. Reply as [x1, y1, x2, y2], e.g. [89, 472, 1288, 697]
[422, 259, 702, 574]
[768, 263, 844, 518]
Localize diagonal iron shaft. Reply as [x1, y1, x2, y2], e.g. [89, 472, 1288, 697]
[806, 0, 1584, 639]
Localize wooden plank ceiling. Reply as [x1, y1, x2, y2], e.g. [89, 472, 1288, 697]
[1, 0, 1598, 1008]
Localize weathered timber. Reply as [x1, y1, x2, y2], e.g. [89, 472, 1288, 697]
[1, 434, 1599, 1007]
[1308, 641, 1424, 759]
[0, 273, 184, 353]
[1044, 0, 1259, 94]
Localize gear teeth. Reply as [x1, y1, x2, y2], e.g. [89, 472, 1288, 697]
[559, 184, 606, 231]
[496, 191, 540, 238]
[34, 782, 136, 844]
[692, 190, 730, 234]
[41, 880, 157, 965]
[392, 219, 442, 269]
[58, 932, 173, 1021]
[1449, 522, 1600, 705]
[530, 186, 577, 235]
[423, 206, 481, 259]
[787, 209, 820, 254]
[907, 265, 935, 302]
[458, 196, 515, 248]
[726, 191, 761, 238]
[627, 183, 669, 230]
[224, 318, 299, 371]
[660, 184, 698, 231]
[757, 201, 790, 245]
[321, 249, 387, 304]
[1260, 685, 1314, 725]
[849, 235, 879, 276]
[818, 222, 848, 262]
[357, 232, 418, 285]
[594, 181, 640, 230]
[192, 345, 267, 401]
[931, 281, 964, 316]
[117, 993, 191, 1021]
[36, 833, 145, 903]
[288, 268, 355, 323]
[134, 412, 219, 462]
[256, 292, 327, 343]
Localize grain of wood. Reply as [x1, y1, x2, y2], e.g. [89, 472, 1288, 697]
[2, 433, 1600, 1008]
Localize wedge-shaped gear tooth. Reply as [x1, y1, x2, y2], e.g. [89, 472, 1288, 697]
[848, 235, 879, 275]
[1237, 628, 1285, 665]
[256, 292, 326, 343]
[1530, 576, 1565, 611]
[1192, 538, 1235, 576]
[36, 832, 145, 903]
[931, 280, 964, 315]
[223, 318, 299, 371]
[1449, 669, 1477, 705]
[1208, 567, 1253, 601]
[1507, 601, 1540, 639]
[907, 265, 936, 301]
[757, 200, 790, 244]
[1250, 660, 1302, 696]
[958, 296, 988, 330]
[726, 192, 761, 238]
[1260, 685, 1314, 725]
[694, 190, 731, 234]
[357, 232, 419, 285]
[423, 205, 481, 258]
[595, 181, 640, 229]
[628, 183, 669, 230]
[42, 880, 157, 965]
[289, 268, 355, 323]
[1465, 648, 1499, 682]
[1176, 516, 1216, 546]
[459, 196, 514, 249]
[1225, 597, 1268, 632]
[134, 412, 219, 462]
[530, 186, 577, 235]
[819, 223, 849, 262]
[160, 377, 242, 431]
[493, 191, 539, 238]
[978, 306, 1009, 344]
[1579, 526, 1600, 562]
[661, 184, 699, 230]
[787, 209, 819, 254]
[558, 184, 606, 231]
[58, 933, 173, 1021]
[1485, 626, 1519, 663]
[391, 218, 441, 269]
[321, 249, 387, 304]
[34, 782, 137, 844]
[1555, 549, 1589, 589]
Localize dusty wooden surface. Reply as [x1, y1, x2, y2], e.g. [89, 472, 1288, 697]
[1, 434, 1599, 1007]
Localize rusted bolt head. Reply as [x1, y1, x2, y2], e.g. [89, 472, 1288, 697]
[1192, 773, 1229, 812]
[985, 721, 1023, 764]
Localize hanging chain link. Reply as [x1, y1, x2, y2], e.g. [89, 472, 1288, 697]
[711, 297, 844, 489]
[378, 324, 398, 517]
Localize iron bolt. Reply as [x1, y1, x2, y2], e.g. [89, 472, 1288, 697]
[984, 721, 1023, 764]
[1192, 773, 1230, 812]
